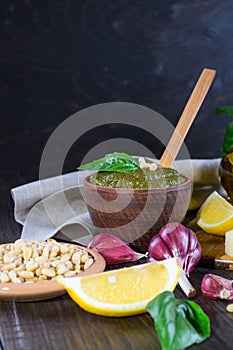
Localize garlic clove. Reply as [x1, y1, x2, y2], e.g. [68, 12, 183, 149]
[88, 233, 145, 265]
[201, 273, 233, 300]
[147, 222, 201, 298]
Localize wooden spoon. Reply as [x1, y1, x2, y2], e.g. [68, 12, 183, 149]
[159, 68, 216, 168]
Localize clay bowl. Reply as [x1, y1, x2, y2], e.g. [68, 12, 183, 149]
[83, 174, 192, 253]
[219, 149, 233, 202]
[219, 164, 233, 202]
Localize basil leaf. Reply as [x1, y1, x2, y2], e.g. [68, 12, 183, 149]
[214, 106, 233, 117]
[77, 152, 139, 173]
[214, 107, 233, 154]
[222, 121, 233, 155]
[146, 291, 210, 350]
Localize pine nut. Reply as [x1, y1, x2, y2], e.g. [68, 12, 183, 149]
[64, 271, 76, 278]
[84, 257, 94, 270]
[0, 272, 10, 283]
[60, 253, 71, 262]
[80, 252, 89, 263]
[72, 252, 81, 265]
[23, 247, 33, 261]
[26, 261, 39, 272]
[0, 239, 94, 283]
[226, 303, 233, 313]
[41, 268, 56, 278]
[56, 263, 69, 275]
[18, 270, 34, 280]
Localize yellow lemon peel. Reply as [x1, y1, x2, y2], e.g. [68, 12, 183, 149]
[57, 258, 181, 317]
[197, 191, 233, 236]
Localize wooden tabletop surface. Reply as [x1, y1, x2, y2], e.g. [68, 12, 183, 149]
[0, 173, 232, 350]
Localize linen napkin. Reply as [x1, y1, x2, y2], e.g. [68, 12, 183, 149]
[11, 170, 98, 245]
[11, 158, 223, 245]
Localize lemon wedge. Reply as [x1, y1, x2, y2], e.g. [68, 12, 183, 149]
[197, 190, 233, 235]
[57, 258, 181, 317]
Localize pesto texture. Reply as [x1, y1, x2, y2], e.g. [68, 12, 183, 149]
[88, 166, 185, 189]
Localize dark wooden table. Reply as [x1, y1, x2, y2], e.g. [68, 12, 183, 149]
[0, 174, 233, 350]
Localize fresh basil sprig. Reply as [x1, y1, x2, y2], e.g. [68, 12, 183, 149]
[77, 152, 139, 173]
[215, 106, 233, 154]
[146, 291, 210, 350]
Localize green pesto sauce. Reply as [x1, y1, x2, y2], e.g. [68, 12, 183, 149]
[88, 167, 186, 189]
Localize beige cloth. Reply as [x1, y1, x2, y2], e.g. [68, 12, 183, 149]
[11, 170, 98, 245]
[11, 158, 222, 245]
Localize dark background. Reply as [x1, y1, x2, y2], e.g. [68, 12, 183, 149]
[1, 0, 233, 183]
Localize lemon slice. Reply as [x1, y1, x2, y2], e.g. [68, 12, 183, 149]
[57, 258, 181, 317]
[197, 190, 233, 235]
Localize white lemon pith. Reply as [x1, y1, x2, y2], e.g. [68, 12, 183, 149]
[57, 258, 181, 317]
[197, 191, 233, 235]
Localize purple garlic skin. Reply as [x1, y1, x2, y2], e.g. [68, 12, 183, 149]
[201, 274, 233, 300]
[147, 222, 202, 275]
[88, 233, 144, 265]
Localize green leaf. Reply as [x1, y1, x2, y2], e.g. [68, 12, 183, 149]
[222, 121, 233, 154]
[214, 106, 233, 154]
[146, 291, 210, 350]
[77, 152, 139, 173]
[214, 106, 233, 117]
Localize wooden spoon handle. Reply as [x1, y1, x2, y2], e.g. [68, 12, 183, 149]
[159, 68, 216, 168]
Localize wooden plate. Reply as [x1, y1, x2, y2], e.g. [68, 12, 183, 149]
[188, 219, 233, 270]
[0, 245, 106, 302]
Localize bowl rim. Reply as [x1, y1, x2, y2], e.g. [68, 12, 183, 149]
[83, 172, 191, 192]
